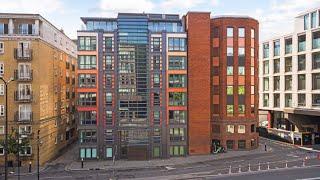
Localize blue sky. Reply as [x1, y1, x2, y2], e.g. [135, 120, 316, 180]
[0, 0, 319, 40]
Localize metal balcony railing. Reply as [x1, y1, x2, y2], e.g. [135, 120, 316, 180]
[14, 70, 33, 81]
[14, 91, 33, 102]
[15, 111, 33, 123]
[14, 48, 33, 61]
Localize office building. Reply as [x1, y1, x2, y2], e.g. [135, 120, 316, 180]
[259, 8, 320, 146]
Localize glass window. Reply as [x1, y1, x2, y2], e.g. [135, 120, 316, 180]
[285, 57, 292, 72]
[298, 35, 306, 52]
[169, 110, 186, 124]
[263, 78, 269, 91]
[78, 56, 96, 69]
[298, 74, 306, 90]
[227, 86, 233, 95]
[227, 47, 233, 56]
[274, 59, 280, 73]
[239, 105, 245, 114]
[238, 86, 245, 95]
[78, 92, 96, 106]
[78, 36, 96, 51]
[227, 27, 233, 37]
[298, 94, 306, 106]
[169, 92, 186, 106]
[238, 47, 245, 56]
[273, 40, 280, 56]
[238, 28, 245, 38]
[263, 61, 269, 74]
[285, 38, 292, 54]
[238, 140, 246, 149]
[304, 14, 309, 30]
[312, 94, 320, 107]
[311, 12, 316, 29]
[263, 43, 269, 58]
[153, 147, 160, 158]
[106, 147, 113, 158]
[227, 105, 234, 115]
[227, 66, 233, 75]
[238, 66, 245, 75]
[105, 37, 113, 52]
[238, 125, 245, 134]
[298, 54, 306, 71]
[313, 73, 320, 90]
[169, 74, 186, 88]
[312, 52, 320, 69]
[227, 125, 234, 133]
[285, 94, 292, 107]
[312, 31, 320, 49]
[274, 76, 280, 91]
[263, 93, 269, 107]
[285, 75, 292, 90]
[168, 38, 186, 51]
[274, 93, 280, 107]
[168, 56, 186, 70]
[251, 29, 255, 38]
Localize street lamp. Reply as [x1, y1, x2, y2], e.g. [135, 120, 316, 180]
[0, 76, 14, 180]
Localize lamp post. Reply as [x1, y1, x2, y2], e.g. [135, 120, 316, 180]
[0, 77, 14, 180]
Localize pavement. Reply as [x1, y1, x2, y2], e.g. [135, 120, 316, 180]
[3, 137, 320, 180]
[66, 142, 270, 171]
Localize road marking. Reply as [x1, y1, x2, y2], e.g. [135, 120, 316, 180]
[296, 177, 320, 180]
[42, 176, 72, 179]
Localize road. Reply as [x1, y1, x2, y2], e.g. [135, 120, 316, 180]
[6, 138, 320, 180]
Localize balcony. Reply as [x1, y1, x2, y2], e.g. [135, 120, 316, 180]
[14, 91, 33, 102]
[15, 111, 33, 123]
[14, 70, 33, 81]
[14, 48, 33, 61]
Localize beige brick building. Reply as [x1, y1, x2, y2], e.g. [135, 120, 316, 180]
[0, 13, 77, 167]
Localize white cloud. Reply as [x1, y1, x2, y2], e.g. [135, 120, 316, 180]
[99, 0, 155, 17]
[254, 0, 320, 41]
[0, 0, 65, 14]
[98, 0, 219, 16]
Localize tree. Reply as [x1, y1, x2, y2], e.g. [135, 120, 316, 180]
[0, 128, 30, 165]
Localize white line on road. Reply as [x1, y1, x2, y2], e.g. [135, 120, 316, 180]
[296, 177, 320, 180]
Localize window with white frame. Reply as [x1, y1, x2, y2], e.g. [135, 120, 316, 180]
[238, 125, 246, 134]
[0, 62, 4, 76]
[19, 104, 31, 121]
[0, 42, 4, 54]
[0, 84, 4, 95]
[19, 125, 32, 134]
[20, 146, 32, 156]
[227, 125, 234, 133]
[18, 84, 32, 99]
[0, 126, 4, 134]
[0, 105, 4, 116]
[18, 63, 31, 79]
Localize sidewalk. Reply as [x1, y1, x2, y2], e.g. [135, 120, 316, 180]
[66, 143, 270, 171]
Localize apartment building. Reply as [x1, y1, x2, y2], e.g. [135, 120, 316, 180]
[77, 12, 259, 160]
[0, 13, 77, 167]
[259, 8, 320, 146]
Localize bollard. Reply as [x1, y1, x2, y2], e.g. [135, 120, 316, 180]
[267, 162, 270, 170]
[302, 159, 305, 167]
[229, 165, 232, 174]
[238, 165, 241, 173]
[248, 163, 251, 172]
[28, 161, 32, 173]
[258, 162, 261, 171]
[285, 161, 288, 168]
[81, 158, 84, 168]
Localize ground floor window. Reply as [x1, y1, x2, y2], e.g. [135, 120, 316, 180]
[0, 146, 3, 155]
[226, 140, 234, 150]
[170, 146, 185, 156]
[153, 146, 160, 158]
[80, 147, 97, 159]
[238, 140, 246, 150]
[106, 147, 113, 158]
[251, 138, 256, 147]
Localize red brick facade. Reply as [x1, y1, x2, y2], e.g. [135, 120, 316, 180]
[185, 12, 212, 155]
[186, 14, 259, 154]
[211, 17, 259, 150]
